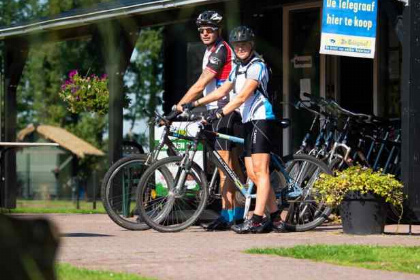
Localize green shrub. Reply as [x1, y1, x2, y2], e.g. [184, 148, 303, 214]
[313, 166, 404, 209]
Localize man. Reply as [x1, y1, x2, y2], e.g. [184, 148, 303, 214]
[176, 10, 243, 230]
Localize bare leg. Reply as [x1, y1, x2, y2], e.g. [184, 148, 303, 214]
[217, 150, 235, 209]
[251, 153, 277, 216]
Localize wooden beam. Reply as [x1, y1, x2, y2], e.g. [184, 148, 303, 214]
[97, 20, 139, 165]
[401, 0, 420, 221]
[1, 38, 28, 208]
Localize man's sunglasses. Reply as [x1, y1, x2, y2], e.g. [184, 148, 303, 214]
[198, 27, 218, 34]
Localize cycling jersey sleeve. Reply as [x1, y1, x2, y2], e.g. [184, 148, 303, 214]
[206, 46, 227, 74]
[246, 62, 266, 83]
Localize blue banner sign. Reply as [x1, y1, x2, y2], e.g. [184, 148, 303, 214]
[320, 0, 378, 58]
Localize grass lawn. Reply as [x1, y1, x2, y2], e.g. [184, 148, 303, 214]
[1, 199, 106, 214]
[247, 245, 420, 274]
[57, 263, 154, 280]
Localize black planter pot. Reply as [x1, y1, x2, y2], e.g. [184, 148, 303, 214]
[340, 191, 386, 235]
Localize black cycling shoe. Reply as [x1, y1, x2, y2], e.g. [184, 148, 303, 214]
[201, 216, 232, 231]
[270, 220, 287, 233]
[231, 218, 271, 234]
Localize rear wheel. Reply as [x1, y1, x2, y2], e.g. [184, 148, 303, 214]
[137, 156, 208, 232]
[101, 154, 150, 230]
[280, 154, 333, 232]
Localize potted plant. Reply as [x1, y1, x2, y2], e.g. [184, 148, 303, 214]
[313, 166, 404, 235]
[59, 70, 130, 114]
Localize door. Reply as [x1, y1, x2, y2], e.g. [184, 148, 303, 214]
[283, 2, 322, 155]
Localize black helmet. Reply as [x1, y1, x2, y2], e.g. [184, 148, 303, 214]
[229, 26, 255, 43]
[196, 11, 223, 27]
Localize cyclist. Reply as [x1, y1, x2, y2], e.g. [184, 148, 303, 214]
[174, 11, 244, 230]
[183, 26, 286, 234]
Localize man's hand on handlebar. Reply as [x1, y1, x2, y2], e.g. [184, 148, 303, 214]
[182, 102, 195, 111]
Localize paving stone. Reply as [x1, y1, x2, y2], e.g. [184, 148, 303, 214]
[14, 214, 420, 280]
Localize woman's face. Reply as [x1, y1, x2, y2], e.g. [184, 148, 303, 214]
[232, 41, 253, 61]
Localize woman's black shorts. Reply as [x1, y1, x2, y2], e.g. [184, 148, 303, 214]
[244, 120, 275, 157]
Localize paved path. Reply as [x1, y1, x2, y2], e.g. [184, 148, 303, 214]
[20, 214, 420, 280]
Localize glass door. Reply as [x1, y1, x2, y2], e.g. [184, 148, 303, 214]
[283, 3, 322, 155]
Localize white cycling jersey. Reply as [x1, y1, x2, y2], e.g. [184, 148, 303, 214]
[228, 55, 276, 123]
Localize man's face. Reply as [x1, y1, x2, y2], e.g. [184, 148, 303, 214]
[232, 41, 253, 61]
[198, 26, 219, 46]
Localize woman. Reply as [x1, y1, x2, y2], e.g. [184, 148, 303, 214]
[183, 26, 285, 234]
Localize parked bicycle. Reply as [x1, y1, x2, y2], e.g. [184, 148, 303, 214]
[294, 93, 403, 222]
[101, 111, 201, 230]
[101, 111, 237, 230]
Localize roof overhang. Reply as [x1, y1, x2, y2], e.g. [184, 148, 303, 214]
[0, 0, 228, 40]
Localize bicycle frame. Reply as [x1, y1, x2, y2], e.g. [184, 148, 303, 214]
[173, 127, 300, 220]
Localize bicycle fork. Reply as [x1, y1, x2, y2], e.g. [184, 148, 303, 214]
[173, 143, 197, 196]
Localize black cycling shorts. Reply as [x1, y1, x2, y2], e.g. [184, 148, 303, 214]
[210, 110, 242, 151]
[244, 120, 274, 157]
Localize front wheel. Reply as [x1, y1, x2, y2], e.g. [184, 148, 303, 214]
[101, 154, 150, 230]
[137, 156, 208, 232]
[280, 154, 333, 232]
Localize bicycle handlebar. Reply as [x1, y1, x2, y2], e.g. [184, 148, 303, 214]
[326, 100, 372, 122]
[300, 93, 373, 123]
[155, 109, 205, 127]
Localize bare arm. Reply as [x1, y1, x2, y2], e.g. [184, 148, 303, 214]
[221, 79, 259, 115]
[176, 68, 216, 111]
[195, 80, 233, 107]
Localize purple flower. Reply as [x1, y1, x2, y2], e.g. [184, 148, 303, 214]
[71, 87, 78, 94]
[69, 70, 78, 78]
[101, 74, 108, 80]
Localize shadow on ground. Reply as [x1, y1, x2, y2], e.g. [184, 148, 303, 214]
[62, 232, 113, 237]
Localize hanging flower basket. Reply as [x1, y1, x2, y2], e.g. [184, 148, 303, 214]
[59, 70, 130, 114]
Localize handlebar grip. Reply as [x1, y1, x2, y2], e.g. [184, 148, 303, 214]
[176, 111, 204, 122]
[166, 110, 180, 121]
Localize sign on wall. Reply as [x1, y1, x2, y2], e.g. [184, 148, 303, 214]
[320, 0, 378, 58]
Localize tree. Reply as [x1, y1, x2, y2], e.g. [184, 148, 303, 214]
[123, 27, 164, 146]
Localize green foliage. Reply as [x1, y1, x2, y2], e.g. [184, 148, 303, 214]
[124, 27, 164, 137]
[247, 245, 420, 275]
[313, 166, 404, 208]
[1, 200, 106, 214]
[57, 263, 154, 280]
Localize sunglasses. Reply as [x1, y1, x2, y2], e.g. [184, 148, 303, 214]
[198, 27, 218, 34]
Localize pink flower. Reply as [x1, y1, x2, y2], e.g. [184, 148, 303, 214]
[69, 70, 78, 78]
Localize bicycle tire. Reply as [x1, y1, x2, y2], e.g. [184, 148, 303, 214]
[137, 156, 208, 232]
[280, 154, 333, 232]
[122, 140, 145, 156]
[101, 154, 150, 230]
